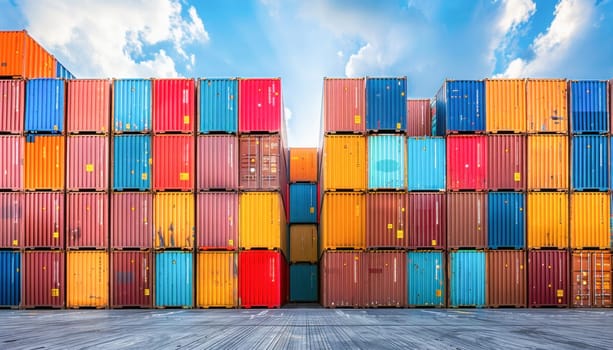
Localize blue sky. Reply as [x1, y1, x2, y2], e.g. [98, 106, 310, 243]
[1, 0, 613, 146]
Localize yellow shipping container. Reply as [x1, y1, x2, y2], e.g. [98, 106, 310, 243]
[571, 193, 610, 249]
[321, 192, 365, 250]
[527, 135, 568, 190]
[527, 192, 569, 249]
[67, 251, 108, 308]
[239, 192, 287, 253]
[154, 193, 194, 249]
[526, 79, 568, 133]
[196, 251, 237, 308]
[321, 135, 366, 191]
[485, 79, 526, 133]
[289, 148, 318, 183]
[24, 135, 65, 190]
[289, 224, 318, 263]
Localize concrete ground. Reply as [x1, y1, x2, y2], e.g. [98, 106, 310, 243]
[0, 308, 612, 349]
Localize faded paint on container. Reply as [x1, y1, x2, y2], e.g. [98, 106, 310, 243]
[368, 135, 406, 190]
[449, 250, 486, 307]
[25, 78, 64, 133]
[67, 251, 109, 308]
[407, 99, 431, 136]
[152, 135, 194, 191]
[112, 134, 151, 191]
[528, 250, 568, 307]
[155, 251, 193, 307]
[23, 250, 65, 308]
[434, 80, 485, 135]
[366, 192, 408, 249]
[570, 192, 610, 249]
[111, 192, 153, 249]
[407, 137, 445, 191]
[446, 135, 487, 190]
[289, 183, 317, 224]
[0, 251, 20, 306]
[487, 192, 525, 249]
[0, 192, 24, 248]
[111, 251, 152, 308]
[447, 192, 488, 249]
[113, 79, 151, 133]
[320, 251, 366, 308]
[527, 135, 569, 190]
[322, 78, 365, 134]
[365, 77, 407, 132]
[66, 192, 109, 249]
[571, 251, 611, 308]
[66, 79, 111, 133]
[66, 135, 109, 191]
[526, 79, 568, 133]
[321, 135, 366, 191]
[487, 134, 526, 191]
[485, 79, 526, 133]
[289, 224, 318, 264]
[154, 193, 194, 250]
[0, 135, 24, 190]
[527, 192, 569, 249]
[152, 78, 195, 133]
[407, 251, 446, 307]
[238, 250, 288, 308]
[24, 135, 65, 190]
[238, 78, 282, 133]
[196, 192, 238, 250]
[571, 135, 608, 191]
[197, 135, 238, 190]
[289, 148, 318, 183]
[0, 79, 25, 133]
[321, 192, 365, 250]
[24, 192, 64, 249]
[290, 264, 318, 302]
[239, 134, 287, 192]
[196, 251, 237, 308]
[55, 61, 74, 79]
[366, 251, 407, 307]
[486, 250, 526, 307]
[0, 31, 56, 78]
[198, 78, 238, 133]
[239, 192, 287, 253]
[408, 193, 446, 249]
[570, 80, 609, 134]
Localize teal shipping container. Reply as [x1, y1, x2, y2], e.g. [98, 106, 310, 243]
[198, 78, 238, 133]
[113, 79, 151, 132]
[487, 192, 525, 249]
[0, 251, 21, 307]
[113, 135, 151, 191]
[289, 264, 318, 302]
[368, 135, 406, 190]
[407, 137, 445, 190]
[155, 252, 193, 308]
[25, 78, 65, 133]
[449, 250, 485, 307]
[407, 251, 445, 307]
[289, 183, 317, 223]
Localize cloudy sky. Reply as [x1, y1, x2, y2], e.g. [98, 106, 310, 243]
[2, 0, 612, 146]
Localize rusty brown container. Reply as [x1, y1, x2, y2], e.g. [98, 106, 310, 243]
[66, 135, 109, 191]
[366, 192, 408, 249]
[320, 251, 367, 307]
[196, 192, 238, 251]
[239, 134, 287, 193]
[196, 135, 238, 190]
[447, 192, 487, 249]
[322, 78, 366, 134]
[66, 192, 109, 249]
[66, 79, 111, 133]
[289, 224, 318, 263]
[289, 148, 318, 183]
[0, 135, 24, 190]
[111, 250, 153, 308]
[111, 192, 153, 249]
[486, 250, 527, 307]
[407, 99, 431, 136]
[0, 79, 25, 133]
[24, 192, 64, 249]
[0, 192, 24, 249]
[23, 250, 65, 308]
[487, 134, 526, 191]
[408, 192, 446, 249]
[528, 250, 568, 307]
[24, 135, 65, 191]
[571, 251, 612, 308]
[366, 251, 407, 307]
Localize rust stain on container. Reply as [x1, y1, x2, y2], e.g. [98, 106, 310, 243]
[527, 135, 568, 190]
[321, 251, 367, 308]
[322, 78, 365, 134]
[526, 79, 568, 134]
[24, 192, 64, 249]
[111, 250, 152, 308]
[66, 135, 109, 191]
[486, 250, 526, 307]
[487, 134, 526, 191]
[197, 135, 238, 190]
[570, 193, 610, 249]
[66, 192, 108, 249]
[321, 192, 366, 250]
[66, 79, 111, 133]
[529, 250, 568, 307]
[0, 192, 24, 248]
[0, 135, 24, 190]
[527, 192, 569, 249]
[239, 192, 287, 254]
[408, 192, 446, 249]
[447, 192, 488, 249]
[111, 192, 153, 249]
[366, 251, 407, 307]
[23, 250, 65, 308]
[485, 79, 526, 133]
[289, 148, 318, 183]
[289, 224, 318, 263]
[152, 135, 194, 191]
[0, 79, 25, 133]
[239, 134, 287, 193]
[197, 251, 238, 308]
[196, 192, 238, 251]
[24, 135, 65, 190]
[67, 251, 109, 308]
[366, 192, 408, 249]
[406, 99, 431, 136]
[571, 251, 612, 308]
[321, 135, 366, 191]
[154, 192, 194, 250]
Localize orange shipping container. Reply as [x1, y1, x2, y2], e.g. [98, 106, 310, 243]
[321, 135, 366, 191]
[196, 251, 237, 308]
[570, 193, 610, 249]
[485, 79, 526, 133]
[321, 192, 366, 250]
[289, 148, 318, 183]
[572, 251, 612, 307]
[527, 192, 569, 249]
[289, 224, 318, 263]
[67, 251, 109, 308]
[0, 30, 56, 78]
[154, 193, 194, 250]
[527, 135, 568, 190]
[239, 192, 287, 254]
[526, 79, 568, 134]
[24, 135, 65, 190]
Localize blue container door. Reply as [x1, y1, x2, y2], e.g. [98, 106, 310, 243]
[407, 137, 446, 190]
[572, 135, 608, 191]
[445, 80, 485, 133]
[155, 252, 193, 307]
[289, 264, 318, 302]
[0, 251, 21, 306]
[407, 251, 445, 306]
[366, 77, 407, 131]
[368, 135, 406, 190]
[487, 193, 525, 249]
[570, 81, 609, 134]
[289, 183, 318, 223]
[449, 250, 485, 307]
[113, 135, 151, 190]
[113, 79, 151, 132]
[199, 79, 238, 133]
[25, 79, 65, 133]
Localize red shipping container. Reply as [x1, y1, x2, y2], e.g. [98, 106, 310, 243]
[408, 192, 446, 249]
[23, 250, 65, 308]
[111, 192, 153, 249]
[366, 192, 409, 249]
[66, 79, 111, 133]
[406, 99, 431, 136]
[239, 134, 288, 193]
[0, 192, 24, 248]
[197, 192, 238, 250]
[529, 250, 568, 307]
[322, 78, 366, 134]
[571, 251, 612, 308]
[238, 250, 288, 308]
[238, 78, 283, 133]
[24, 192, 64, 249]
[447, 192, 487, 249]
[152, 78, 195, 133]
[66, 192, 108, 249]
[66, 135, 109, 191]
[196, 135, 238, 190]
[447, 135, 488, 190]
[111, 251, 153, 308]
[0, 135, 24, 190]
[152, 135, 194, 191]
[366, 251, 407, 307]
[486, 250, 527, 307]
[0, 79, 25, 133]
[321, 251, 367, 308]
[487, 135, 526, 191]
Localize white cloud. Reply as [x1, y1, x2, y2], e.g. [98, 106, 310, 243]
[284, 107, 293, 121]
[490, 0, 536, 63]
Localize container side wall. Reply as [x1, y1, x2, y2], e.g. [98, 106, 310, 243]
[198, 78, 238, 133]
[407, 137, 446, 190]
[196, 192, 238, 250]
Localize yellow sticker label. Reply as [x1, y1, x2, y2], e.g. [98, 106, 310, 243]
[149, 158, 152, 165]
[53, 125, 58, 131]
[514, 172, 521, 182]
[53, 232, 59, 238]
[144, 288, 150, 296]
[228, 239, 234, 246]
[126, 123, 130, 130]
[432, 240, 437, 246]
[51, 288, 59, 297]
[291, 156, 299, 160]
[309, 207, 315, 214]
[180, 172, 189, 181]
[271, 167, 277, 173]
[12, 240, 18, 246]
[557, 289, 564, 297]
[86, 164, 94, 172]
[354, 256, 359, 260]
[396, 122, 401, 129]
[354, 115, 361, 124]
[401, 91, 405, 97]
[396, 230, 404, 239]
[142, 173, 148, 180]
[184, 115, 190, 124]
[387, 224, 393, 229]
[436, 289, 442, 297]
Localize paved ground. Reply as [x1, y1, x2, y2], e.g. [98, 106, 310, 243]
[0, 308, 612, 349]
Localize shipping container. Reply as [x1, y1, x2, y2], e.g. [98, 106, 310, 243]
[289, 148, 318, 183]
[113, 79, 151, 133]
[486, 250, 526, 307]
[66, 192, 109, 249]
[320, 251, 366, 308]
[321, 135, 366, 191]
[446, 135, 487, 190]
[368, 135, 406, 190]
[198, 78, 238, 133]
[485, 79, 526, 133]
[366, 251, 407, 307]
[528, 250, 568, 307]
[238, 250, 288, 308]
[487, 192, 525, 249]
[449, 250, 486, 307]
[152, 135, 194, 191]
[407, 251, 446, 307]
[365, 77, 407, 132]
[571, 135, 608, 191]
[321, 192, 365, 250]
[239, 192, 287, 253]
[24, 134, 65, 190]
[25, 78, 64, 133]
[447, 192, 488, 249]
[66, 135, 109, 191]
[408, 192, 446, 249]
[196, 251, 237, 308]
[570, 192, 610, 249]
[155, 251, 193, 307]
[527, 192, 569, 249]
[152, 78, 195, 133]
[406, 99, 431, 136]
[0, 192, 24, 249]
[407, 137, 446, 191]
[239, 134, 287, 193]
[569, 80, 609, 134]
[527, 135, 569, 190]
[0, 30, 55, 78]
[290, 264, 318, 302]
[487, 134, 526, 190]
[571, 251, 611, 307]
[66, 79, 111, 133]
[526, 79, 568, 133]
[366, 192, 408, 249]
[153, 193, 194, 250]
[0, 251, 20, 307]
[24, 192, 64, 249]
[111, 192, 153, 249]
[196, 135, 238, 190]
[289, 224, 318, 264]
[433, 80, 485, 135]
[110, 251, 153, 308]
[67, 251, 109, 308]
[196, 192, 238, 250]
[55, 61, 74, 79]
[23, 250, 65, 308]
[112, 134, 151, 191]
[322, 78, 365, 134]
[289, 183, 317, 223]
[0, 135, 24, 190]
[238, 78, 283, 133]
[0, 79, 25, 133]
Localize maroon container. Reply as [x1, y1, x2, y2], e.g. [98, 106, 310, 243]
[152, 78, 195, 133]
[322, 78, 366, 134]
[366, 192, 409, 249]
[197, 135, 238, 190]
[408, 192, 446, 249]
[407, 99, 431, 136]
[447, 135, 488, 190]
[111, 192, 153, 249]
[0, 192, 24, 248]
[486, 250, 527, 307]
[66, 135, 109, 191]
[447, 192, 487, 249]
[238, 250, 288, 308]
[0, 79, 25, 133]
[321, 251, 367, 308]
[197, 192, 238, 250]
[529, 250, 569, 307]
[487, 135, 526, 191]
[152, 135, 194, 191]
[111, 250, 153, 308]
[24, 192, 64, 249]
[366, 251, 407, 307]
[66, 79, 111, 133]
[66, 192, 109, 249]
[239, 134, 288, 194]
[23, 250, 65, 308]
[0, 135, 24, 190]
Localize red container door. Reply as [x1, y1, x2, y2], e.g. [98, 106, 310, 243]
[0, 135, 24, 190]
[24, 192, 64, 249]
[408, 192, 446, 249]
[66, 135, 109, 191]
[196, 135, 238, 190]
[66, 192, 109, 249]
[321, 251, 366, 307]
[152, 135, 194, 191]
[111, 251, 153, 308]
[447, 192, 487, 249]
[111, 192, 153, 249]
[197, 192, 238, 250]
[447, 135, 487, 190]
[23, 251, 65, 308]
[529, 250, 568, 307]
[238, 79, 282, 133]
[366, 251, 407, 307]
[152, 79, 195, 133]
[487, 135, 526, 191]
[366, 192, 409, 249]
[0, 79, 25, 133]
[238, 250, 287, 308]
[0, 192, 24, 248]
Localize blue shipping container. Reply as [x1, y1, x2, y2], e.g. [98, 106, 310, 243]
[289, 183, 318, 223]
[368, 135, 406, 190]
[366, 77, 407, 131]
[0, 251, 21, 307]
[113, 135, 151, 190]
[407, 137, 445, 190]
[572, 135, 608, 191]
[155, 252, 193, 307]
[570, 81, 609, 134]
[113, 79, 151, 132]
[198, 78, 238, 133]
[487, 193, 525, 249]
[433, 80, 485, 135]
[56, 61, 75, 79]
[25, 78, 65, 133]
[289, 264, 318, 302]
[449, 250, 485, 307]
[407, 251, 445, 307]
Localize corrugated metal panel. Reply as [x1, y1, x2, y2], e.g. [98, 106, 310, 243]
[487, 134, 526, 191]
[66, 135, 109, 191]
[365, 77, 407, 132]
[571, 251, 611, 308]
[239, 134, 287, 193]
[528, 250, 568, 307]
[486, 250, 526, 307]
[289, 183, 317, 223]
[368, 135, 406, 190]
[196, 135, 238, 190]
[152, 79, 195, 133]
[196, 251, 237, 308]
[67, 251, 109, 308]
[321, 251, 366, 307]
[153, 193, 194, 250]
[407, 137, 445, 191]
[366, 251, 407, 307]
[366, 192, 408, 249]
[447, 192, 488, 249]
[24, 192, 64, 249]
[23, 251, 65, 308]
[0, 192, 24, 248]
[239, 192, 287, 254]
[322, 78, 365, 134]
[66, 192, 108, 249]
[238, 250, 288, 308]
[155, 251, 193, 307]
[0, 79, 25, 133]
[321, 135, 366, 191]
[289, 224, 318, 263]
[110, 251, 153, 308]
[527, 192, 569, 249]
[406, 99, 431, 136]
[66, 79, 111, 133]
[198, 78, 238, 133]
[289, 148, 318, 183]
[0, 135, 24, 190]
[527, 135, 569, 190]
[526, 79, 568, 133]
[0, 31, 55, 78]
[55, 61, 74, 79]
[485, 79, 526, 133]
[487, 192, 525, 249]
[570, 192, 609, 249]
[570, 80, 609, 134]
[449, 250, 486, 307]
[407, 251, 445, 307]
[152, 135, 194, 191]
[0, 251, 20, 306]
[446, 135, 487, 190]
[112, 134, 151, 191]
[196, 192, 238, 250]
[24, 134, 65, 190]
[434, 80, 485, 135]
[289, 264, 318, 302]
[321, 192, 365, 250]
[408, 193, 446, 249]
[111, 192, 153, 249]
[25, 78, 64, 133]
[238, 78, 283, 133]
[113, 79, 151, 133]
[571, 135, 608, 191]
